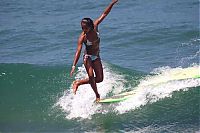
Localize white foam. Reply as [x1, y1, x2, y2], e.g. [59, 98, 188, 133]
[56, 65, 200, 119]
[56, 63, 126, 119]
[115, 66, 200, 114]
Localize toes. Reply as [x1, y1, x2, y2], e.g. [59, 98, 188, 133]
[95, 98, 100, 103]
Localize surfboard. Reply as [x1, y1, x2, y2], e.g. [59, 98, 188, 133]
[99, 67, 200, 103]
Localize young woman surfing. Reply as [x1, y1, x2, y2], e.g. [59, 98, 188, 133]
[70, 0, 118, 102]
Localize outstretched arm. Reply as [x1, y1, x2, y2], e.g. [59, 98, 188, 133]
[94, 0, 118, 26]
[70, 33, 84, 77]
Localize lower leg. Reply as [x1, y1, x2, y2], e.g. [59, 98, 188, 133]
[89, 77, 100, 101]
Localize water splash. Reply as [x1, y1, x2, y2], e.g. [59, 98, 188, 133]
[176, 38, 200, 66]
[56, 64, 200, 119]
[56, 63, 126, 119]
[116, 65, 200, 114]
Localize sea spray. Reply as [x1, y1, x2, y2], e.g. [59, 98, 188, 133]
[116, 66, 200, 114]
[56, 63, 127, 119]
[56, 65, 200, 119]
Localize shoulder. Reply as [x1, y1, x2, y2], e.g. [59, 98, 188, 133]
[93, 22, 99, 32]
[78, 32, 86, 43]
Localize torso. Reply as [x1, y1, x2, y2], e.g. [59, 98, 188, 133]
[83, 29, 100, 56]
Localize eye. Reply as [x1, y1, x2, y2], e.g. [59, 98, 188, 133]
[82, 26, 89, 31]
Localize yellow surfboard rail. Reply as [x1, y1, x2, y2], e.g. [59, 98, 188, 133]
[99, 67, 200, 103]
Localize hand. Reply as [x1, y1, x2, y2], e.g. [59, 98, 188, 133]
[70, 66, 75, 77]
[112, 0, 118, 4]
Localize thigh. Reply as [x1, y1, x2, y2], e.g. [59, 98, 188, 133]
[92, 58, 103, 78]
[84, 57, 94, 77]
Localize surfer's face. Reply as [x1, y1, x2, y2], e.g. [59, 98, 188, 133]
[81, 22, 91, 34]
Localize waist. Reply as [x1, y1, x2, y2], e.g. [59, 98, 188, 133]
[83, 54, 100, 61]
[84, 49, 100, 56]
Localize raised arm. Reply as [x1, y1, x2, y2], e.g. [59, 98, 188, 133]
[70, 33, 84, 77]
[94, 0, 118, 26]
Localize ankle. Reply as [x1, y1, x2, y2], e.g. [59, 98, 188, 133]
[96, 93, 100, 98]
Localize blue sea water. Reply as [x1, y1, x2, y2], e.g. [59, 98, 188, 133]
[0, 0, 199, 132]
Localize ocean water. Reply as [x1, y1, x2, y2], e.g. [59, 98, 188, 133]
[0, 0, 199, 132]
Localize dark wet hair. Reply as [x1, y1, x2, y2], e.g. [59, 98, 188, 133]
[81, 18, 94, 30]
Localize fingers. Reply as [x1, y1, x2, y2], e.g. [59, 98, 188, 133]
[70, 70, 74, 77]
[70, 65, 76, 77]
[70, 72, 73, 77]
[70, 68, 74, 77]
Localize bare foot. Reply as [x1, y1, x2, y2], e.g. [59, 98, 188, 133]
[95, 97, 100, 103]
[72, 81, 79, 95]
[95, 94, 100, 103]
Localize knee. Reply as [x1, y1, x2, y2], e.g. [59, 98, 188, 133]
[89, 76, 95, 84]
[96, 76, 103, 83]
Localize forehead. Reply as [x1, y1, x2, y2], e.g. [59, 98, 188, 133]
[81, 22, 89, 28]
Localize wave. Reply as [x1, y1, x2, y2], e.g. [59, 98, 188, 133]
[116, 65, 200, 114]
[56, 63, 143, 119]
[0, 63, 199, 132]
[56, 64, 200, 120]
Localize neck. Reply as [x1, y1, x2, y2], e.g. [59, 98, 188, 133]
[85, 29, 93, 35]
